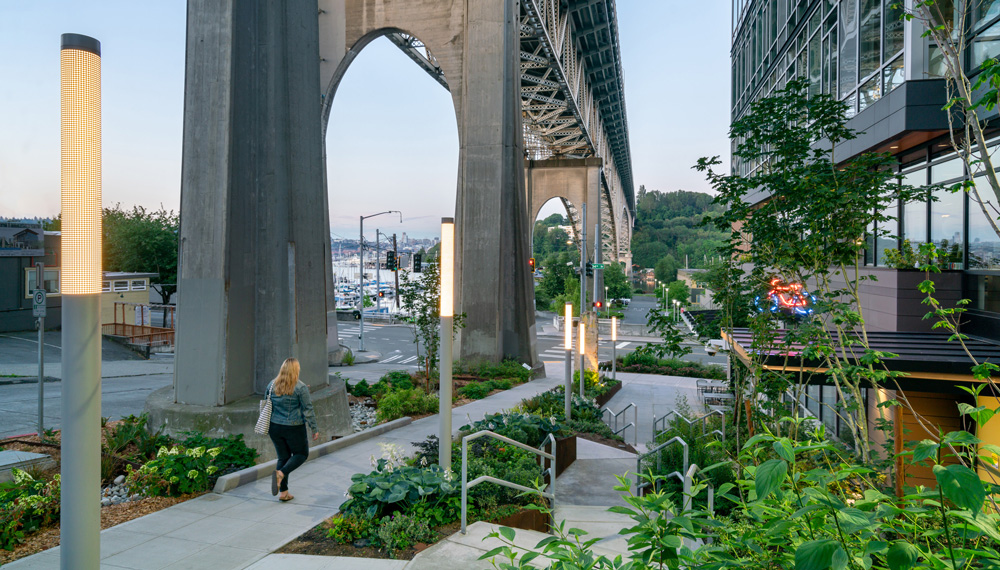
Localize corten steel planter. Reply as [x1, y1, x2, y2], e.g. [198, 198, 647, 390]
[538, 435, 577, 481]
[496, 506, 552, 533]
[594, 381, 623, 408]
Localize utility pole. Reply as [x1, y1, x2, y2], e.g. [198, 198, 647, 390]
[34, 262, 45, 436]
[393, 233, 400, 308]
[593, 223, 600, 308]
[359, 211, 402, 351]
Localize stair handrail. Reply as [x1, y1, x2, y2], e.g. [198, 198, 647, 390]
[651, 410, 694, 442]
[602, 402, 638, 445]
[699, 409, 726, 440]
[682, 463, 715, 515]
[460, 431, 556, 534]
[635, 435, 688, 494]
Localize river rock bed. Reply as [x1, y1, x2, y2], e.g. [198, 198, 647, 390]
[349, 402, 378, 432]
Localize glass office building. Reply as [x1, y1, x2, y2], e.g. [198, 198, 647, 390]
[731, 0, 1000, 337]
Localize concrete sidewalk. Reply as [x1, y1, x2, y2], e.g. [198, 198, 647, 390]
[4, 364, 563, 570]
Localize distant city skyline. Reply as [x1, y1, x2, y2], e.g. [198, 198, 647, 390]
[0, 1, 731, 240]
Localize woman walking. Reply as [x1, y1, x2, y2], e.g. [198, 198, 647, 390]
[267, 357, 319, 501]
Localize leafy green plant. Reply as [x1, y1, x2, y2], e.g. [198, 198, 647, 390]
[125, 445, 222, 497]
[376, 513, 437, 556]
[349, 379, 371, 398]
[459, 382, 491, 400]
[340, 462, 456, 519]
[397, 265, 466, 380]
[179, 432, 258, 474]
[459, 411, 561, 448]
[0, 469, 60, 551]
[375, 388, 438, 422]
[325, 514, 373, 544]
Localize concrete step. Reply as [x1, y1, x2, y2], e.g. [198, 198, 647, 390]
[247, 554, 407, 569]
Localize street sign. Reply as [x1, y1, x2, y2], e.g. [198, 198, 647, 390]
[32, 289, 46, 317]
[592, 263, 605, 269]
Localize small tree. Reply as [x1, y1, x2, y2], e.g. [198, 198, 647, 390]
[103, 204, 179, 304]
[603, 261, 632, 300]
[397, 266, 464, 384]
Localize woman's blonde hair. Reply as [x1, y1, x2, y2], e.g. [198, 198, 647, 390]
[272, 358, 300, 396]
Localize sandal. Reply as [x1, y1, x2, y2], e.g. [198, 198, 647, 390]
[279, 494, 294, 502]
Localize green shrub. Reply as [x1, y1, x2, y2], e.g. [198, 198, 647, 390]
[376, 513, 437, 555]
[0, 469, 60, 551]
[456, 359, 531, 383]
[459, 382, 491, 400]
[179, 432, 258, 473]
[381, 370, 415, 390]
[376, 389, 438, 422]
[612, 354, 725, 380]
[522, 389, 604, 424]
[459, 411, 560, 447]
[125, 445, 222, 497]
[326, 514, 373, 544]
[349, 379, 371, 397]
[341, 463, 456, 519]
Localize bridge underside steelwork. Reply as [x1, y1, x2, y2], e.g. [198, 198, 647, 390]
[173, 0, 634, 412]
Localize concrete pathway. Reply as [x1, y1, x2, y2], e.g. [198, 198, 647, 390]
[5, 367, 700, 569]
[4, 364, 562, 570]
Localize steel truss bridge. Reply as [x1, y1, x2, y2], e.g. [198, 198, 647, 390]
[387, 0, 635, 266]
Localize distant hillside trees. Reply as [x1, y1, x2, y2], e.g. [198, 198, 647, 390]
[631, 186, 726, 281]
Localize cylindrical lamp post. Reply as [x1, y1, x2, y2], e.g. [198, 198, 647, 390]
[611, 316, 617, 381]
[564, 303, 572, 419]
[578, 321, 586, 397]
[438, 218, 455, 470]
[60, 33, 102, 570]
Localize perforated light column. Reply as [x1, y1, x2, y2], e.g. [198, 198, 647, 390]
[438, 218, 454, 470]
[579, 321, 586, 397]
[60, 33, 102, 570]
[611, 316, 617, 381]
[564, 303, 573, 420]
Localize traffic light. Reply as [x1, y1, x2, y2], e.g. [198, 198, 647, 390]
[412, 252, 423, 272]
[585, 262, 593, 277]
[386, 250, 396, 271]
[378, 290, 385, 298]
[528, 257, 536, 271]
[593, 300, 603, 310]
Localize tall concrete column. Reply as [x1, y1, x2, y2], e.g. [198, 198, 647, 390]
[454, 0, 537, 366]
[175, 0, 330, 405]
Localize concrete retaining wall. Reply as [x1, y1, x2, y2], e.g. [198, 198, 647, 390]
[553, 316, 651, 337]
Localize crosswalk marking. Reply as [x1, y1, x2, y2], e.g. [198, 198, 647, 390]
[400, 356, 417, 364]
[381, 355, 402, 363]
[615, 342, 630, 349]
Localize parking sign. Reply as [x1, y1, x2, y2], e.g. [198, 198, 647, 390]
[32, 289, 46, 317]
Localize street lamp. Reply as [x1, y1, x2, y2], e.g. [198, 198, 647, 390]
[564, 303, 573, 419]
[439, 218, 454, 470]
[359, 210, 401, 351]
[61, 32, 102, 569]
[578, 321, 586, 397]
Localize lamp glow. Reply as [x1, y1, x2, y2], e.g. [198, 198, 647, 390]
[440, 218, 454, 317]
[61, 37, 102, 294]
[611, 316, 617, 342]
[579, 322, 585, 359]
[564, 303, 572, 350]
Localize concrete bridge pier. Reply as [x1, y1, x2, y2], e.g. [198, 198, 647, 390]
[159, 0, 352, 454]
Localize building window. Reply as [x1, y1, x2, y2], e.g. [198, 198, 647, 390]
[883, 0, 904, 58]
[858, 75, 880, 112]
[113, 280, 129, 292]
[883, 55, 904, 94]
[839, 0, 859, 96]
[972, 20, 1000, 68]
[902, 168, 929, 246]
[102, 281, 111, 292]
[130, 279, 147, 291]
[969, 177, 1000, 270]
[931, 186, 964, 269]
[975, 0, 1000, 31]
[25, 268, 60, 297]
[858, 0, 881, 79]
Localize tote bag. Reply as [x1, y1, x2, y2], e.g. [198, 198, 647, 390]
[254, 384, 273, 435]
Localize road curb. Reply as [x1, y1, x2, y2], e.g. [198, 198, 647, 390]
[212, 416, 413, 493]
[0, 376, 61, 386]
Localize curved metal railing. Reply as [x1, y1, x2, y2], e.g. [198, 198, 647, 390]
[635, 435, 688, 494]
[603, 402, 638, 446]
[460, 430, 556, 534]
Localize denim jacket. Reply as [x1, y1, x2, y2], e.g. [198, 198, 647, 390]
[266, 380, 318, 433]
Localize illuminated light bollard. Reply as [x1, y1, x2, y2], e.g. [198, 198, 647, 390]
[439, 218, 454, 470]
[564, 303, 572, 420]
[60, 33, 102, 570]
[611, 316, 617, 381]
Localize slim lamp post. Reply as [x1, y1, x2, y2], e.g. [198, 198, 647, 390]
[564, 303, 572, 420]
[578, 321, 586, 397]
[439, 218, 455, 470]
[60, 33, 102, 570]
[611, 316, 617, 381]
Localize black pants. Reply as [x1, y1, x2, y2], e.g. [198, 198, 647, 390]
[268, 422, 308, 492]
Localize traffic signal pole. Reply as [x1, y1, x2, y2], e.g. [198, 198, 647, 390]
[375, 230, 381, 315]
[393, 234, 400, 308]
[580, 203, 587, 310]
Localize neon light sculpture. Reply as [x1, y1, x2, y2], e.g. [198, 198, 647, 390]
[755, 278, 815, 317]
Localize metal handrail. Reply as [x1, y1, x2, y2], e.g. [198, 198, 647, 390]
[460, 431, 556, 534]
[635, 436, 688, 494]
[603, 402, 638, 445]
[699, 410, 726, 440]
[652, 410, 694, 442]
[612, 422, 635, 444]
[682, 463, 715, 515]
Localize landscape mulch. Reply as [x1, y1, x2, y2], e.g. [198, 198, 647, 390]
[0, 493, 205, 565]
